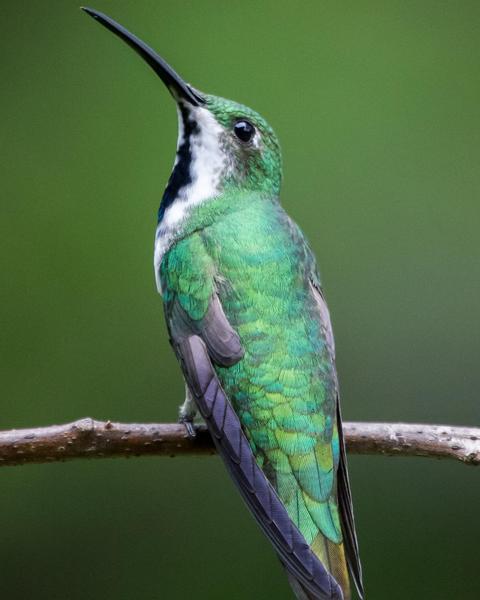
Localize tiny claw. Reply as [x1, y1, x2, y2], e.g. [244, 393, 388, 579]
[180, 418, 196, 439]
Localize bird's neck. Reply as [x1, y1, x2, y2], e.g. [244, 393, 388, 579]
[154, 186, 278, 293]
[158, 104, 227, 224]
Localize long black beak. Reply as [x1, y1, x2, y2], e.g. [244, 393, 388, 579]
[81, 7, 205, 106]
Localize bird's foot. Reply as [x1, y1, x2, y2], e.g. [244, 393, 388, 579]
[179, 416, 197, 439]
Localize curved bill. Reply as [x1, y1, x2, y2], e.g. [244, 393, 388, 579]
[81, 7, 205, 106]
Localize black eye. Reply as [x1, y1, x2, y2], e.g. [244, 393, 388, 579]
[234, 120, 255, 142]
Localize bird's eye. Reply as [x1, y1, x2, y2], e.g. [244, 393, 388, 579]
[233, 120, 255, 143]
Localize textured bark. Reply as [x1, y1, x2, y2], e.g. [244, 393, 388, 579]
[0, 419, 478, 467]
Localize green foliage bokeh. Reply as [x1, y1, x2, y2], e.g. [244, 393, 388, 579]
[1, 1, 479, 598]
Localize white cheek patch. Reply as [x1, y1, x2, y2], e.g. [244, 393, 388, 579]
[187, 111, 226, 205]
[154, 105, 229, 294]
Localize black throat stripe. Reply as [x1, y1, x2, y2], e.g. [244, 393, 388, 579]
[158, 104, 199, 223]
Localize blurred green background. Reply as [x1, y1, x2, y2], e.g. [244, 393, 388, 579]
[1, 1, 479, 598]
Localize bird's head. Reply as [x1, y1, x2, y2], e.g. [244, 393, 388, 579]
[82, 8, 282, 223]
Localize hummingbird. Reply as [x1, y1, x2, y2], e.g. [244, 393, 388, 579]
[82, 8, 364, 600]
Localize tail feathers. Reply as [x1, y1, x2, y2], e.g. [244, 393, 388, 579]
[311, 536, 351, 599]
[285, 537, 351, 600]
[285, 570, 318, 600]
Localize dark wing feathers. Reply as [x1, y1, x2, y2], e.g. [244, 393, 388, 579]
[167, 292, 343, 600]
[336, 405, 364, 599]
[199, 294, 244, 366]
[177, 333, 343, 600]
[309, 281, 364, 600]
[170, 294, 243, 367]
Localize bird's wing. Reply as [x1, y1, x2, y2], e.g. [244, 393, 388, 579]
[160, 235, 343, 600]
[309, 279, 364, 599]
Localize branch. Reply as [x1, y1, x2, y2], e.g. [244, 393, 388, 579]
[0, 419, 478, 467]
